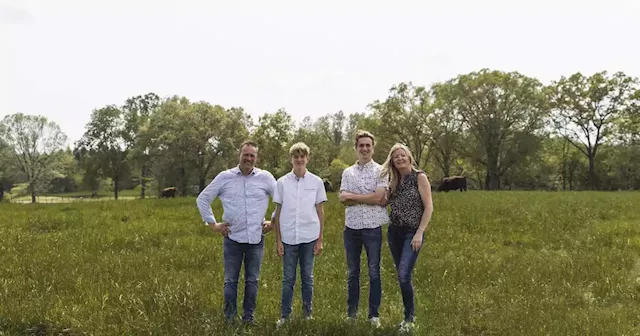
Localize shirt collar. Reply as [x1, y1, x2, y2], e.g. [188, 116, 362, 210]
[232, 166, 257, 176]
[355, 160, 375, 170]
[290, 170, 307, 180]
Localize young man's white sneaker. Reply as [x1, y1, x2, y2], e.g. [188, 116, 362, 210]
[276, 318, 287, 329]
[369, 317, 381, 328]
[399, 320, 415, 333]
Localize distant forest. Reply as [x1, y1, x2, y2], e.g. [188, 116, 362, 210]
[2, 69, 639, 203]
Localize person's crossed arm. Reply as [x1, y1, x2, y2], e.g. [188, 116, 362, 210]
[339, 169, 387, 206]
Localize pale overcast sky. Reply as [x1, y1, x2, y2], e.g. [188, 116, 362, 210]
[2, 0, 639, 145]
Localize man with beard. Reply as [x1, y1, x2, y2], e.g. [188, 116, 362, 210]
[196, 140, 277, 324]
[338, 130, 389, 327]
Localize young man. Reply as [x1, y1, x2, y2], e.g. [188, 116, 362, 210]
[272, 142, 327, 326]
[339, 130, 389, 327]
[196, 140, 277, 324]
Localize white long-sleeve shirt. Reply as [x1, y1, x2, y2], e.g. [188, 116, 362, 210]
[196, 166, 276, 244]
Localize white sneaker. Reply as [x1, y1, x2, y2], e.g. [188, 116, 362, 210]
[399, 321, 415, 333]
[276, 318, 287, 328]
[369, 317, 381, 328]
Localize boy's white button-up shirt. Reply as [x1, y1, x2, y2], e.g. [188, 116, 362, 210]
[274, 171, 327, 245]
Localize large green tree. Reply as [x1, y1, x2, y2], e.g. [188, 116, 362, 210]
[368, 82, 435, 169]
[143, 97, 252, 195]
[548, 71, 640, 189]
[252, 108, 295, 177]
[122, 92, 161, 198]
[431, 84, 465, 177]
[0, 113, 67, 203]
[438, 69, 550, 190]
[76, 105, 130, 199]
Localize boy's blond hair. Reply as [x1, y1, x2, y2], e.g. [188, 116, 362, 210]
[289, 142, 310, 157]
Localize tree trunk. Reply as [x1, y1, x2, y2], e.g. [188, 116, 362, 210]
[31, 188, 36, 204]
[180, 166, 188, 197]
[114, 178, 119, 200]
[485, 154, 501, 190]
[440, 149, 451, 177]
[588, 154, 597, 190]
[199, 175, 206, 193]
[568, 165, 574, 190]
[484, 172, 490, 190]
[561, 139, 567, 191]
[140, 164, 146, 199]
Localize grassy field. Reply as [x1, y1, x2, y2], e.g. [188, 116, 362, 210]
[5, 188, 157, 204]
[1, 191, 639, 335]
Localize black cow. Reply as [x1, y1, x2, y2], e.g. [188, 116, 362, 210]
[0, 186, 4, 202]
[161, 187, 177, 198]
[437, 176, 467, 192]
[323, 179, 334, 192]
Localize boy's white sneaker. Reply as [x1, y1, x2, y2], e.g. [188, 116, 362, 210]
[369, 317, 381, 328]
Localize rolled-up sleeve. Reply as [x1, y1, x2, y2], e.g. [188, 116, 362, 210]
[268, 173, 278, 220]
[316, 178, 328, 204]
[267, 173, 277, 197]
[273, 178, 284, 204]
[376, 172, 389, 189]
[196, 173, 223, 224]
[340, 168, 351, 192]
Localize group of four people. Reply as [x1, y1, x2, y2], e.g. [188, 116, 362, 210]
[195, 130, 434, 332]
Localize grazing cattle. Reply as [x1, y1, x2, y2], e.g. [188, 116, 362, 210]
[437, 176, 467, 192]
[0, 186, 4, 202]
[161, 187, 177, 198]
[323, 179, 334, 192]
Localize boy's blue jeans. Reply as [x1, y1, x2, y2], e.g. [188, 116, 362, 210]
[281, 240, 317, 318]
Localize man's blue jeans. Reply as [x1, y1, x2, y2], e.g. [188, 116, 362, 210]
[387, 226, 423, 322]
[343, 226, 382, 319]
[281, 240, 316, 319]
[223, 236, 264, 322]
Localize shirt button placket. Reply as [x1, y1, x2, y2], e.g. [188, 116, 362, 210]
[295, 178, 300, 244]
[244, 176, 249, 243]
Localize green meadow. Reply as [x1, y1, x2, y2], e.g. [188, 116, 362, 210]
[1, 191, 639, 335]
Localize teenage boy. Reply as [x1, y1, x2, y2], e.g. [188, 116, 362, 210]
[273, 142, 327, 327]
[339, 130, 389, 328]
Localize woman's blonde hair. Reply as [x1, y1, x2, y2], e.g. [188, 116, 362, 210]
[380, 143, 419, 195]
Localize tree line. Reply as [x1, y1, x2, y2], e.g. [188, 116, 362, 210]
[1, 68, 639, 203]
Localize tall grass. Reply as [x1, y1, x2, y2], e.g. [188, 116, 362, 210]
[1, 191, 639, 335]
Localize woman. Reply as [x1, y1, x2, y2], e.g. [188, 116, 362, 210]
[379, 143, 433, 332]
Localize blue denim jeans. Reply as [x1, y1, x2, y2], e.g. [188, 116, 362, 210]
[223, 236, 265, 322]
[343, 226, 382, 319]
[281, 240, 316, 319]
[387, 226, 423, 322]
